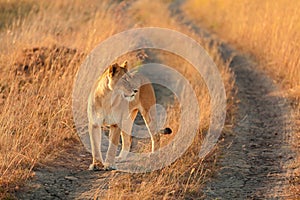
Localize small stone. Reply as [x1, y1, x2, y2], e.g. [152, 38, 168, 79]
[64, 176, 78, 181]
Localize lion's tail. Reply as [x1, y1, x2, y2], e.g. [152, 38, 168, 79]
[159, 127, 172, 134]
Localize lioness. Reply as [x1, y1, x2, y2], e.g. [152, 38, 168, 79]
[88, 61, 171, 170]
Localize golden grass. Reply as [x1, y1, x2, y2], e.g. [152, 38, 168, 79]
[185, 0, 300, 196]
[0, 0, 37, 31]
[0, 0, 236, 198]
[185, 0, 300, 93]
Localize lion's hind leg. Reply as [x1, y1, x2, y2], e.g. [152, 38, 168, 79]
[140, 107, 160, 153]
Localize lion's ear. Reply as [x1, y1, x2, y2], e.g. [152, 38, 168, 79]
[108, 63, 118, 77]
[121, 60, 128, 69]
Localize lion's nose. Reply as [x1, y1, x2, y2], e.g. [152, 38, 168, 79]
[133, 89, 138, 93]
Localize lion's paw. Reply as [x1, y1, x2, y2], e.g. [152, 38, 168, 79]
[89, 163, 104, 171]
[103, 163, 116, 171]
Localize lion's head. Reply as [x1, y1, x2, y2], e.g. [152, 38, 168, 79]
[107, 61, 138, 102]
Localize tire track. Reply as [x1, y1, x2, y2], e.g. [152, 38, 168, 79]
[170, 1, 295, 199]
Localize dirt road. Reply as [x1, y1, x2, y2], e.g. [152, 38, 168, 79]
[16, 1, 296, 199]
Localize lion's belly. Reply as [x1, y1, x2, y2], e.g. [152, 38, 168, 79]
[103, 114, 118, 125]
[93, 94, 139, 126]
[95, 109, 118, 126]
[95, 105, 138, 127]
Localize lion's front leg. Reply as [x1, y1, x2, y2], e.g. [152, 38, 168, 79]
[88, 122, 104, 171]
[104, 125, 120, 170]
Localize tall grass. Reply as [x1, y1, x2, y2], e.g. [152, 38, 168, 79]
[0, 0, 126, 197]
[185, 0, 300, 196]
[185, 0, 300, 93]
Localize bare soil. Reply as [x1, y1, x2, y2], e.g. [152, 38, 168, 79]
[15, 146, 116, 200]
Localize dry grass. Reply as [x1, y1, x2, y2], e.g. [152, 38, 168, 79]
[0, 0, 128, 197]
[0, 0, 236, 199]
[185, 0, 300, 91]
[185, 0, 300, 197]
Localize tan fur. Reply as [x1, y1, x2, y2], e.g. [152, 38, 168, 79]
[88, 61, 160, 170]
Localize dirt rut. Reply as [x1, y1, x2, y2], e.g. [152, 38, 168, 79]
[204, 54, 294, 199]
